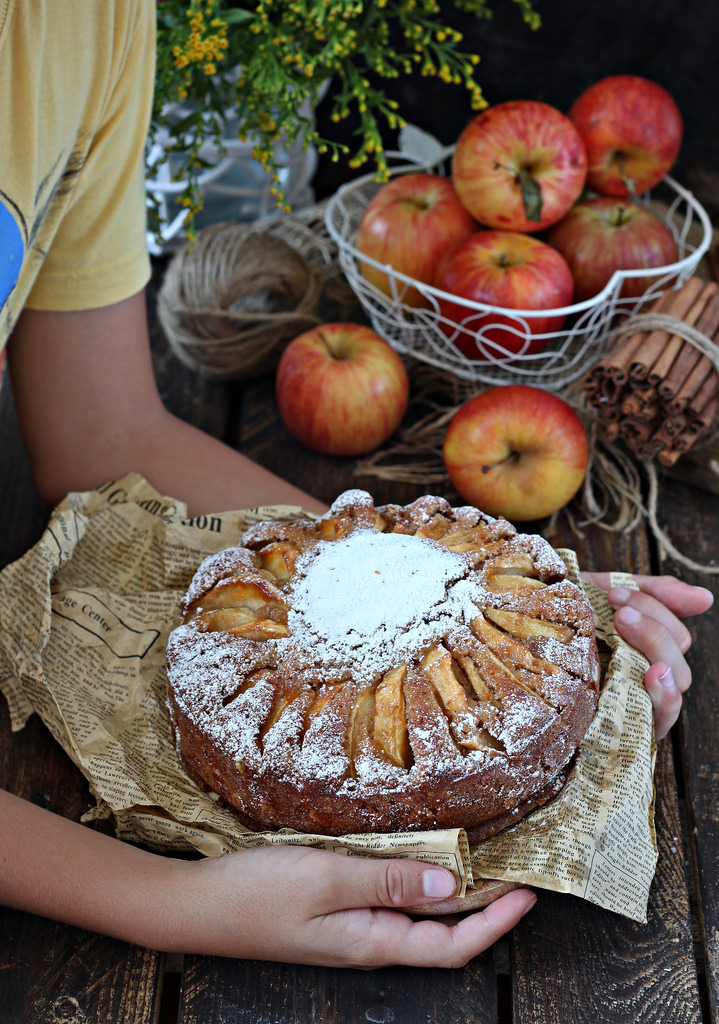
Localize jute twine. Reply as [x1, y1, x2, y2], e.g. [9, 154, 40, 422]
[157, 212, 358, 379]
[359, 311, 719, 576]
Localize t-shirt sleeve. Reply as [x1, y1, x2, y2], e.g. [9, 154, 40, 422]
[26, 3, 155, 311]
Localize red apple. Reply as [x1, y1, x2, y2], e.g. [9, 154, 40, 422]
[355, 172, 477, 307]
[443, 385, 589, 521]
[275, 322, 409, 456]
[544, 196, 679, 302]
[568, 74, 683, 197]
[433, 230, 574, 359]
[451, 100, 588, 233]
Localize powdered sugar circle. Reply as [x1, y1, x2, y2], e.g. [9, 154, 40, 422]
[286, 531, 481, 681]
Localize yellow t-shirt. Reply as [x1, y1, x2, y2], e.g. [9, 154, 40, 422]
[0, 0, 155, 348]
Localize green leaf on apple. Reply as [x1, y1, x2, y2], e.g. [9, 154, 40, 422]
[517, 167, 544, 223]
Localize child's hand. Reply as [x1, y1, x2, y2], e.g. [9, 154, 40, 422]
[582, 574, 714, 739]
[174, 846, 535, 968]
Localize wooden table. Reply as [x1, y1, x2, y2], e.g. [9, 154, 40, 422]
[1, 259, 717, 1024]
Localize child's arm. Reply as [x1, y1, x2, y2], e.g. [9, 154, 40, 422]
[7, 292, 326, 517]
[0, 789, 534, 967]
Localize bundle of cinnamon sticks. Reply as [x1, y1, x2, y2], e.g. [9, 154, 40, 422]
[585, 276, 719, 466]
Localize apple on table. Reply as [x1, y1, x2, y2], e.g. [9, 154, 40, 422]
[275, 322, 409, 457]
[443, 385, 589, 521]
[355, 172, 477, 307]
[433, 230, 574, 359]
[568, 74, 683, 197]
[544, 196, 679, 302]
[451, 99, 588, 233]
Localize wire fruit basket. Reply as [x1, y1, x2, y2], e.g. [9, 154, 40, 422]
[324, 154, 713, 392]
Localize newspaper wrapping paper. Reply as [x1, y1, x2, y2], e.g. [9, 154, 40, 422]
[0, 473, 656, 921]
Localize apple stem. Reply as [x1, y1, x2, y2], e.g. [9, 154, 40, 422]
[482, 452, 520, 473]
[611, 204, 631, 227]
[611, 152, 636, 197]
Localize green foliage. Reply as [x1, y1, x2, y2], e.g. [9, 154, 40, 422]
[150, 0, 539, 238]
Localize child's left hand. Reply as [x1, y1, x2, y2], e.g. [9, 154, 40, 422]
[583, 574, 714, 739]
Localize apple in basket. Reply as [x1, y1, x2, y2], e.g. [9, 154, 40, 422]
[275, 322, 409, 456]
[451, 100, 588, 233]
[355, 172, 477, 307]
[443, 385, 589, 521]
[433, 230, 574, 359]
[568, 74, 683, 197]
[544, 196, 680, 302]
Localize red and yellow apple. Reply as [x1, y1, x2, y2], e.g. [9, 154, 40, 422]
[451, 100, 588, 233]
[433, 230, 574, 359]
[544, 196, 679, 302]
[443, 385, 589, 521]
[275, 322, 409, 456]
[568, 74, 683, 197]
[355, 172, 477, 307]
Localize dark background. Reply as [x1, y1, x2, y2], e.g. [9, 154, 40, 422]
[312, 0, 718, 217]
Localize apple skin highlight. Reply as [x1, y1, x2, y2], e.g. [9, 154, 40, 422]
[443, 385, 589, 521]
[434, 230, 574, 359]
[276, 322, 409, 457]
[568, 74, 683, 197]
[544, 196, 679, 302]
[452, 100, 588, 233]
[355, 172, 476, 308]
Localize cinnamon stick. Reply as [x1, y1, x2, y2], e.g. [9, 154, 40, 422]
[620, 390, 657, 420]
[657, 446, 684, 467]
[646, 280, 717, 386]
[687, 371, 719, 416]
[601, 287, 677, 385]
[687, 388, 719, 431]
[677, 359, 719, 415]
[619, 417, 653, 446]
[663, 414, 687, 437]
[660, 286, 719, 407]
[629, 277, 705, 380]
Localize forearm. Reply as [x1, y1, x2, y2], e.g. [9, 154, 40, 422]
[86, 406, 327, 518]
[0, 790, 190, 949]
[8, 297, 326, 517]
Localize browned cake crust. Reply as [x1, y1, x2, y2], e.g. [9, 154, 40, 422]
[166, 490, 600, 840]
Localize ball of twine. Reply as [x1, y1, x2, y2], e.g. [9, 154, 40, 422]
[158, 221, 324, 379]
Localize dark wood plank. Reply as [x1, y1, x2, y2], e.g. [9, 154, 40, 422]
[510, 738, 702, 1023]
[178, 952, 500, 1024]
[654, 473, 719, 1024]
[0, 691, 164, 1024]
[0, 913, 162, 1024]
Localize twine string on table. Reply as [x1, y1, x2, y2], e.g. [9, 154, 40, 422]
[158, 219, 337, 379]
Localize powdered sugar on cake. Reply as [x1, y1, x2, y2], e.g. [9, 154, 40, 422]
[285, 531, 480, 683]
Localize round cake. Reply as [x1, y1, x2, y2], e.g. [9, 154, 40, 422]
[166, 490, 601, 841]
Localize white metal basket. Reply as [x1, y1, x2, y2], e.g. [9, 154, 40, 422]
[324, 154, 713, 391]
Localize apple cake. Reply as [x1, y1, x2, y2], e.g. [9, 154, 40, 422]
[166, 490, 601, 840]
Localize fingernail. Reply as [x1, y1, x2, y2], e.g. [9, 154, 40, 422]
[609, 586, 632, 606]
[422, 869, 456, 899]
[658, 665, 675, 689]
[616, 605, 642, 626]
